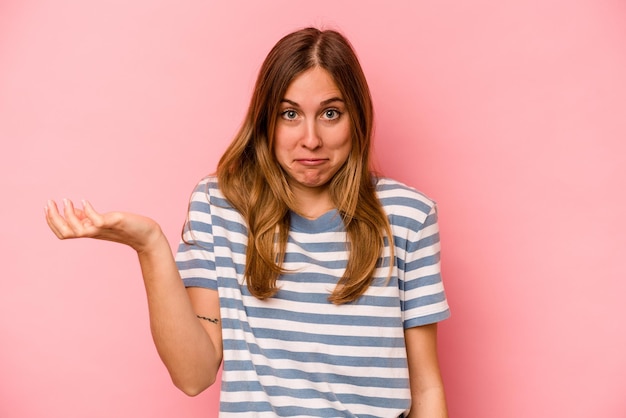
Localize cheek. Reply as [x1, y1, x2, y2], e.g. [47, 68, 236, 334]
[335, 125, 353, 154]
[339, 144, 352, 166]
[322, 118, 350, 145]
[272, 128, 286, 158]
[272, 138, 293, 170]
[273, 125, 296, 150]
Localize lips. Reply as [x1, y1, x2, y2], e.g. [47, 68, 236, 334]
[295, 158, 328, 166]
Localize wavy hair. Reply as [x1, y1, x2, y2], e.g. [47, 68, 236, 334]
[216, 27, 392, 304]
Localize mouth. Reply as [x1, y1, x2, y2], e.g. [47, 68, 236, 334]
[295, 158, 328, 166]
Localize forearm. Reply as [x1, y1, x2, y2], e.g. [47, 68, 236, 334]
[137, 232, 220, 395]
[405, 324, 449, 418]
[407, 386, 448, 418]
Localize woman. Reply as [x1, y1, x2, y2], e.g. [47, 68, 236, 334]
[46, 27, 450, 417]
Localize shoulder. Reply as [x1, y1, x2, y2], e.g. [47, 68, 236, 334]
[190, 175, 219, 195]
[375, 177, 437, 223]
[189, 175, 231, 207]
[186, 176, 242, 226]
[186, 175, 246, 230]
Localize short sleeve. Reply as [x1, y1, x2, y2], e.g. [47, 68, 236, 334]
[175, 179, 218, 290]
[400, 204, 450, 328]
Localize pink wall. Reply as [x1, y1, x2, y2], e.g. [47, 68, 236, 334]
[2, 1, 625, 417]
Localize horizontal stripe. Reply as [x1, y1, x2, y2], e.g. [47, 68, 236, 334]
[175, 175, 450, 416]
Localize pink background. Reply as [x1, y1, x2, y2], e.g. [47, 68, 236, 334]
[2, 1, 625, 417]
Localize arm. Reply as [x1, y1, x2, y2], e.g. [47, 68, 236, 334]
[45, 199, 222, 395]
[405, 323, 448, 418]
[138, 234, 223, 395]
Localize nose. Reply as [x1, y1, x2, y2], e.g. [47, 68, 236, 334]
[301, 119, 322, 149]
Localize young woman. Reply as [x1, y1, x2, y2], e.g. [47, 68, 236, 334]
[46, 27, 450, 417]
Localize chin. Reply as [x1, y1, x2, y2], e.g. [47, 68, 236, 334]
[292, 176, 330, 190]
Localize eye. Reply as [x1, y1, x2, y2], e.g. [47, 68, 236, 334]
[322, 109, 341, 121]
[281, 109, 298, 120]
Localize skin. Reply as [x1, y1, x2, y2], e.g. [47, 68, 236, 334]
[405, 324, 449, 417]
[274, 66, 352, 219]
[44, 67, 448, 416]
[45, 199, 222, 395]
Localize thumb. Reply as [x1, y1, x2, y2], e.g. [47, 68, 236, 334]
[81, 199, 104, 228]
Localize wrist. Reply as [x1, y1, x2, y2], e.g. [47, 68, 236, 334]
[133, 221, 166, 254]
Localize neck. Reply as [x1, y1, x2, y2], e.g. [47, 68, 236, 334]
[291, 186, 335, 220]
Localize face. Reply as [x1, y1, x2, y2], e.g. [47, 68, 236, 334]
[273, 67, 352, 198]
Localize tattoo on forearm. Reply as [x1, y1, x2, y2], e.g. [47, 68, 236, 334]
[196, 314, 219, 324]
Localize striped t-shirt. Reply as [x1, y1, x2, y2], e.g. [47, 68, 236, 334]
[176, 176, 450, 417]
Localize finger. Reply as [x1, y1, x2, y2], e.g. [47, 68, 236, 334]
[45, 199, 61, 219]
[63, 198, 88, 235]
[45, 200, 71, 239]
[45, 200, 61, 237]
[81, 199, 104, 228]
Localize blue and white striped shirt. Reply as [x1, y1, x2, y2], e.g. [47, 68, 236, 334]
[176, 176, 449, 417]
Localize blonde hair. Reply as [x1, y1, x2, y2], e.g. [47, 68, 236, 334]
[216, 27, 392, 304]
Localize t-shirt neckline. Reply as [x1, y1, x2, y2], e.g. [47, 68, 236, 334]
[289, 209, 343, 233]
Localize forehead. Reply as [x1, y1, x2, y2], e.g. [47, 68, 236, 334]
[283, 67, 342, 101]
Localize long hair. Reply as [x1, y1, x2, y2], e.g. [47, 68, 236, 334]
[216, 27, 392, 304]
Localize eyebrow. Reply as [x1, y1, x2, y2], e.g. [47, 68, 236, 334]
[280, 97, 345, 107]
